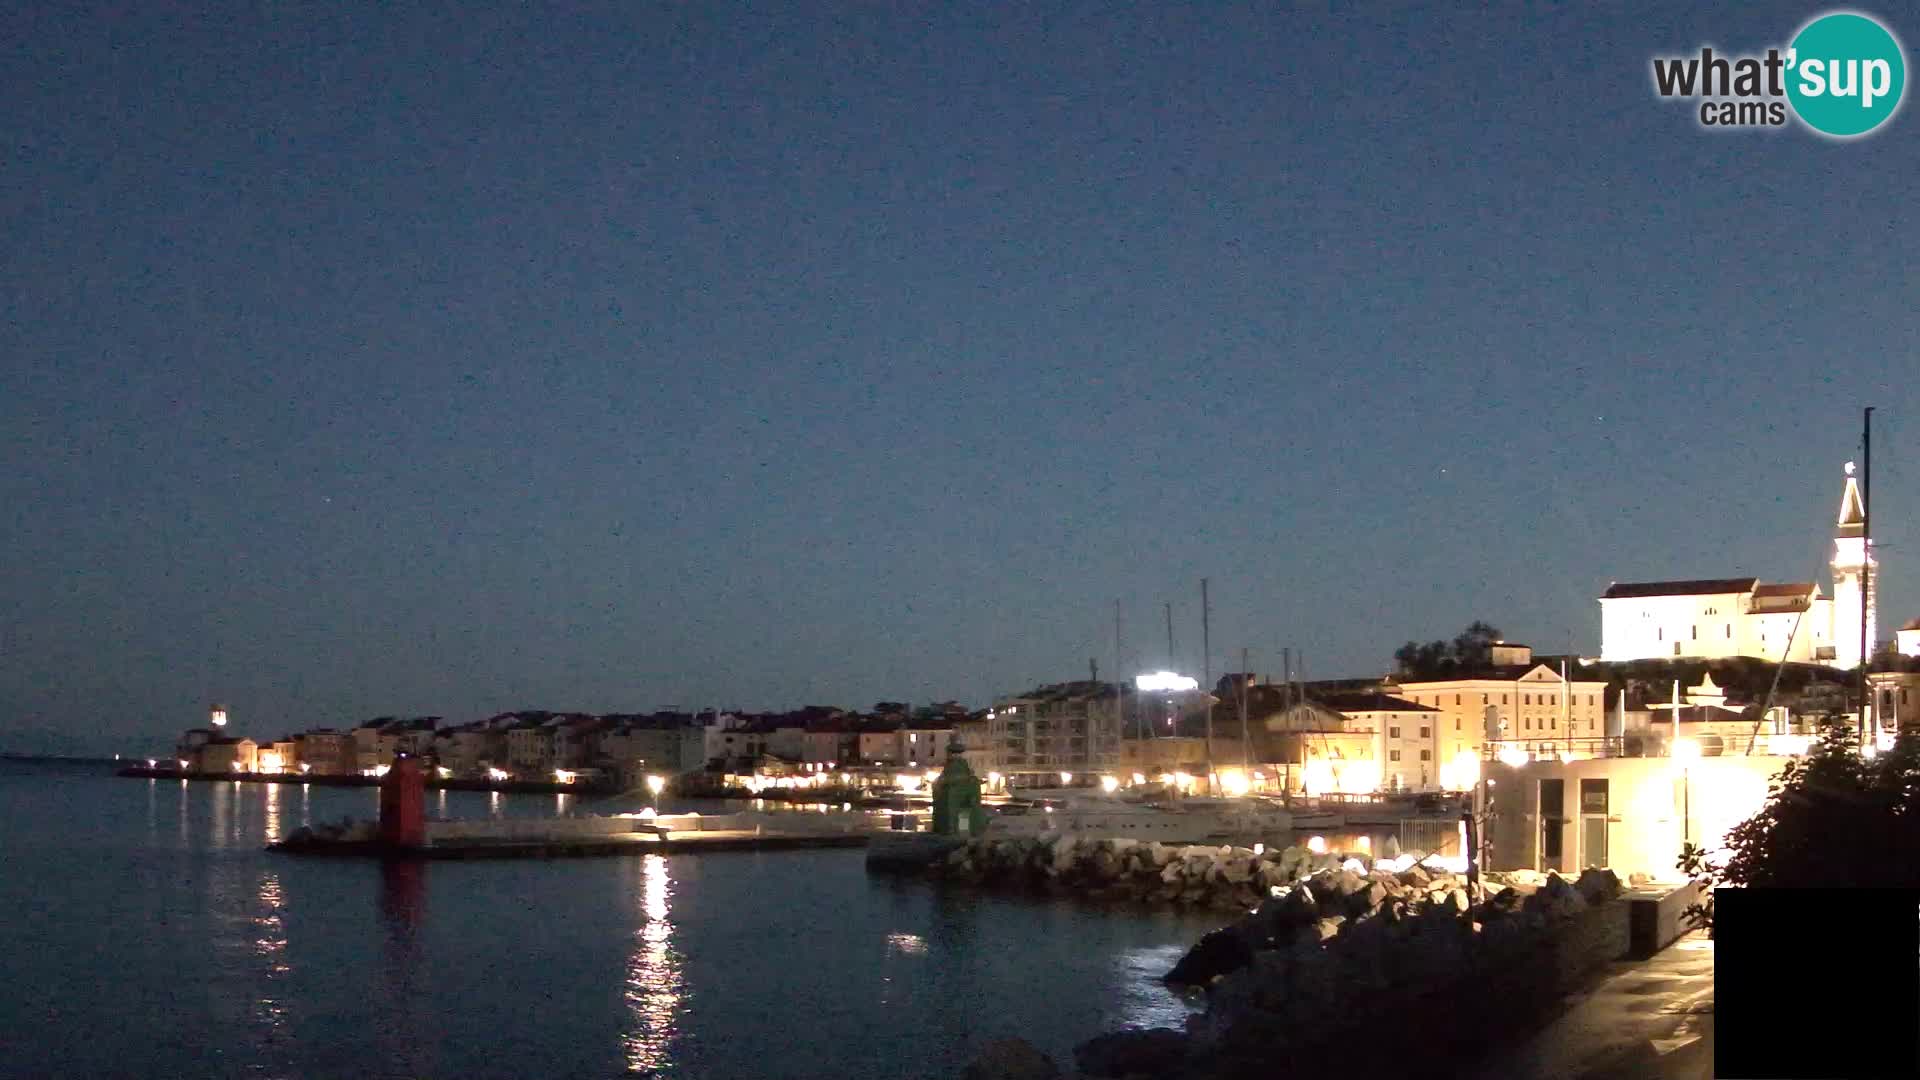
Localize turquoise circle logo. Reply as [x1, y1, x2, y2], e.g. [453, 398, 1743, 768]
[1787, 12, 1906, 137]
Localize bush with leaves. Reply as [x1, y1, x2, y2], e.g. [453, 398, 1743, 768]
[1679, 719, 1920, 932]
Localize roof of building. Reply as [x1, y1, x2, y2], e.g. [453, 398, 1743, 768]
[1901, 617, 1920, 632]
[1313, 691, 1437, 714]
[1838, 468, 1865, 537]
[1752, 582, 1816, 598]
[1601, 578, 1760, 599]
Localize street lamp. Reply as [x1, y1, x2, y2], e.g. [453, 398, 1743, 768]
[1672, 737, 1700, 845]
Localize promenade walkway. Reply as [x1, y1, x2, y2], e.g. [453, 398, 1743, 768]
[1463, 931, 1714, 1080]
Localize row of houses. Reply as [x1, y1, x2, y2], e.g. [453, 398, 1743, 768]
[172, 702, 979, 785]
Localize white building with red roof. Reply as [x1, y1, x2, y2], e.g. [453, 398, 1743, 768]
[1598, 463, 1870, 668]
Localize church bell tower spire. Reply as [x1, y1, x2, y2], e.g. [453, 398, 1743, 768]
[1832, 461, 1874, 669]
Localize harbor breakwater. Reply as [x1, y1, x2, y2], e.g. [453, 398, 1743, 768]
[954, 837, 1635, 1079]
[919, 833, 1433, 914]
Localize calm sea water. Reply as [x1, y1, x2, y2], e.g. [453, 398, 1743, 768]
[0, 759, 1214, 1079]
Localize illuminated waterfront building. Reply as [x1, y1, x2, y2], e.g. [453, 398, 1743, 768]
[1597, 463, 1872, 667]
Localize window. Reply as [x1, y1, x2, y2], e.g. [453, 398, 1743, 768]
[1658, 628, 1663, 641]
[1419, 750, 1431, 761]
[1389, 726, 1401, 739]
[1524, 718, 1532, 730]
[1455, 694, 1462, 705]
[1726, 624, 1732, 639]
[1389, 750, 1401, 762]
[1502, 695, 1508, 705]
[1455, 717, 1461, 731]
[1482, 693, 1489, 704]
[1691, 625, 1697, 640]
[1419, 726, 1430, 738]
[1524, 694, 1531, 705]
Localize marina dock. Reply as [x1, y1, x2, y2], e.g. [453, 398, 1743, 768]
[273, 829, 870, 860]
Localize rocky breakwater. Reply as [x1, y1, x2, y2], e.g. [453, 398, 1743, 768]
[928, 834, 1374, 912]
[959, 866, 1630, 1079]
[1084, 866, 1627, 1078]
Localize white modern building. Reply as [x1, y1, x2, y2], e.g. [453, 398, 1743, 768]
[1897, 617, 1920, 658]
[1599, 464, 1871, 668]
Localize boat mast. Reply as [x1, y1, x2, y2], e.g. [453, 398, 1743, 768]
[1240, 645, 1253, 775]
[1861, 405, 1874, 747]
[1202, 577, 1214, 792]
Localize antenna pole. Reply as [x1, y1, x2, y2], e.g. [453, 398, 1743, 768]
[1202, 578, 1214, 791]
[1240, 645, 1253, 775]
[1861, 406, 1873, 748]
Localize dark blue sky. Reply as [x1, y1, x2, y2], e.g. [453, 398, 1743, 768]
[4, 3, 1916, 752]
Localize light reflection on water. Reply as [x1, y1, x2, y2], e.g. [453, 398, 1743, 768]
[2, 767, 1220, 1079]
[263, 782, 282, 843]
[623, 854, 683, 1075]
[252, 872, 291, 1038]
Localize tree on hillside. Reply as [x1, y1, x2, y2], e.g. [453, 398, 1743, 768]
[1393, 621, 1504, 678]
[1679, 722, 1920, 932]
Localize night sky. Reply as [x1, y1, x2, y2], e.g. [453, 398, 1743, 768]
[4, 3, 1917, 753]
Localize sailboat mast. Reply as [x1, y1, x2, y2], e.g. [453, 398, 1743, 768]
[1202, 578, 1214, 790]
[1861, 405, 1874, 747]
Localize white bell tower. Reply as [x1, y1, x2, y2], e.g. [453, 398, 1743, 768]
[1831, 461, 1874, 669]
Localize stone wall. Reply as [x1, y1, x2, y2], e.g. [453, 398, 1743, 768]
[926, 834, 1390, 913]
[1070, 866, 1631, 1079]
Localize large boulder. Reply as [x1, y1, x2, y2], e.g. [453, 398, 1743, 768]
[1074, 1028, 1192, 1079]
[1347, 879, 1390, 918]
[1574, 867, 1622, 904]
[961, 1038, 1060, 1080]
[1166, 927, 1256, 986]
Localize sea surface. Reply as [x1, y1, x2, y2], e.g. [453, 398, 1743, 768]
[0, 759, 1216, 1079]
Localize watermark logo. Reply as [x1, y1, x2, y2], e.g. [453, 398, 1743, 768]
[1651, 10, 1906, 138]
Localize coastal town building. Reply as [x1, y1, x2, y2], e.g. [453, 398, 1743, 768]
[1597, 463, 1870, 668]
[1867, 670, 1920, 738]
[1898, 618, 1920, 657]
[293, 729, 355, 775]
[1394, 658, 1609, 767]
[1485, 745, 1792, 882]
[985, 681, 1125, 783]
[191, 735, 257, 773]
[433, 724, 506, 776]
[1311, 691, 1437, 792]
[506, 723, 557, 775]
[598, 716, 708, 779]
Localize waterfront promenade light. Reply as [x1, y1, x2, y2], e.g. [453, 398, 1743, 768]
[646, 775, 666, 797]
[1100, 775, 1120, 794]
[486, 767, 510, 782]
[1134, 671, 1199, 692]
[1497, 744, 1530, 769]
[1059, 771, 1073, 785]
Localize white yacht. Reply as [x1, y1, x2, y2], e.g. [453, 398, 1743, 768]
[987, 791, 1292, 846]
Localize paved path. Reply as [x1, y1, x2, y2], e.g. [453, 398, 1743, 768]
[1462, 932, 1715, 1080]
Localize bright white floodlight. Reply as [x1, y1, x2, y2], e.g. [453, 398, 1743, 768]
[1135, 671, 1199, 692]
